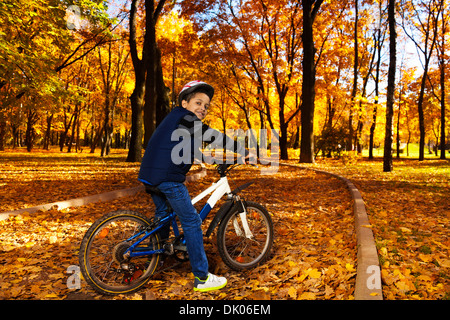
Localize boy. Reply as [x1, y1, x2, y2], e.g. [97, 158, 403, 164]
[138, 81, 252, 292]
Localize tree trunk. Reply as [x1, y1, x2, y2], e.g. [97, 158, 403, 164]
[299, 0, 323, 163]
[67, 106, 79, 153]
[369, 23, 384, 159]
[43, 113, 53, 150]
[383, 0, 396, 172]
[439, 1, 446, 159]
[25, 109, 38, 152]
[348, 0, 358, 151]
[127, 73, 145, 162]
[144, 0, 170, 146]
[415, 2, 440, 161]
[126, 0, 147, 162]
[0, 120, 5, 151]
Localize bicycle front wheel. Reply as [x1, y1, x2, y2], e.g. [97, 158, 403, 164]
[79, 210, 160, 295]
[217, 201, 273, 270]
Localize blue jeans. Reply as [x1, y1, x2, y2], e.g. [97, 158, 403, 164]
[150, 181, 209, 279]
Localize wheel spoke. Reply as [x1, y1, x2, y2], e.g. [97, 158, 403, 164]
[79, 211, 161, 295]
[218, 202, 273, 270]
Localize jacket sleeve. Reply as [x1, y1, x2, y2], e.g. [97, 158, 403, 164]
[178, 113, 249, 157]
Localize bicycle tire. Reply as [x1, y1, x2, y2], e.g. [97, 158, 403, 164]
[78, 210, 160, 295]
[217, 201, 273, 271]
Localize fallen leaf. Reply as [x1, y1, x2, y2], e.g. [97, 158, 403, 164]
[288, 286, 297, 299]
[299, 292, 316, 300]
[306, 268, 322, 279]
[345, 263, 356, 272]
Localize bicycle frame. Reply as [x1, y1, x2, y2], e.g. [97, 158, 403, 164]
[125, 175, 251, 259]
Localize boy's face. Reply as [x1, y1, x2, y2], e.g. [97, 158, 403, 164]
[181, 92, 210, 120]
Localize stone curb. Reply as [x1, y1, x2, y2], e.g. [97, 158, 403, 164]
[0, 165, 207, 221]
[280, 163, 383, 300]
[0, 186, 145, 221]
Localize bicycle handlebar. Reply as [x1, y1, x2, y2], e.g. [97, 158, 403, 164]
[216, 159, 258, 177]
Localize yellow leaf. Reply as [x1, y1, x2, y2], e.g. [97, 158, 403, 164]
[27, 266, 42, 273]
[437, 259, 450, 268]
[432, 240, 449, 250]
[370, 292, 379, 296]
[25, 242, 36, 248]
[418, 254, 433, 263]
[299, 292, 316, 300]
[306, 268, 321, 279]
[381, 269, 394, 285]
[395, 280, 410, 291]
[44, 293, 59, 299]
[417, 275, 432, 282]
[345, 263, 356, 272]
[393, 269, 405, 279]
[288, 286, 297, 299]
[48, 273, 65, 280]
[400, 227, 412, 233]
[287, 260, 297, 268]
[298, 273, 308, 282]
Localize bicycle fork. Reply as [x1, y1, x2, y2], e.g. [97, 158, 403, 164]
[234, 197, 254, 239]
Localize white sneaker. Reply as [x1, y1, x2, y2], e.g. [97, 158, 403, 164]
[193, 273, 227, 292]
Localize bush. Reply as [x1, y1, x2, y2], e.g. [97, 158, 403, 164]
[316, 126, 348, 158]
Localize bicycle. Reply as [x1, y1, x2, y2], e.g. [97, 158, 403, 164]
[78, 162, 274, 295]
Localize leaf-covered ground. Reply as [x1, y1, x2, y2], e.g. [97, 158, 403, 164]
[0, 150, 356, 300]
[0, 149, 141, 213]
[288, 157, 450, 300]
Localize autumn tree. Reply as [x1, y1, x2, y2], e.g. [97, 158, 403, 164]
[383, 0, 396, 172]
[202, 0, 306, 160]
[97, 36, 131, 156]
[369, 0, 388, 160]
[126, 0, 146, 162]
[300, 0, 324, 163]
[127, 0, 172, 162]
[400, 0, 443, 161]
[437, 0, 448, 159]
[0, 0, 116, 151]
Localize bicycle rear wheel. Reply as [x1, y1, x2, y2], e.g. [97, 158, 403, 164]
[79, 210, 160, 295]
[217, 201, 273, 270]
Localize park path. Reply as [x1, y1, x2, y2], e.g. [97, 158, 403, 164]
[280, 163, 382, 300]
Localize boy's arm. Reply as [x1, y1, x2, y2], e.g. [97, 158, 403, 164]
[178, 113, 249, 157]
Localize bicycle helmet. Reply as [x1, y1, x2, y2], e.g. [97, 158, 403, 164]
[178, 81, 214, 107]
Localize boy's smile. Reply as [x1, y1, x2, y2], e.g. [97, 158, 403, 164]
[181, 92, 210, 120]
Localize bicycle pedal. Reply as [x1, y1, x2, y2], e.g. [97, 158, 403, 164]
[173, 244, 187, 252]
[163, 242, 174, 255]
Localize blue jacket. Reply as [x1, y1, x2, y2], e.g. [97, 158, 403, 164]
[138, 106, 248, 185]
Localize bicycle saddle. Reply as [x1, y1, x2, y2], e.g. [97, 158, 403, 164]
[144, 184, 166, 197]
[144, 184, 173, 213]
